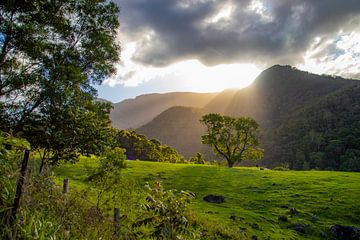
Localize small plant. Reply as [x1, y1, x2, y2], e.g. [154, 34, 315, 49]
[133, 181, 195, 239]
[88, 147, 127, 208]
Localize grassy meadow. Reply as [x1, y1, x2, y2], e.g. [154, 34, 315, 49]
[55, 158, 360, 239]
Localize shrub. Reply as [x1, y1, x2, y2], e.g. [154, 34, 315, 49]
[131, 181, 195, 239]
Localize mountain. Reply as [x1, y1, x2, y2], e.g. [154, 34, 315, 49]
[137, 106, 212, 158]
[204, 88, 239, 114]
[136, 65, 360, 169]
[271, 83, 360, 170]
[110, 92, 217, 129]
[221, 65, 355, 128]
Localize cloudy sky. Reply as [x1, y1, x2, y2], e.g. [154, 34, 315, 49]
[98, 0, 360, 102]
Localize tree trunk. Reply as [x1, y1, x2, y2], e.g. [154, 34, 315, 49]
[227, 161, 234, 168]
[9, 150, 30, 226]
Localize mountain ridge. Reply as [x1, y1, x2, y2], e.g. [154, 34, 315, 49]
[135, 65, 360, 168]
[110, 91, 218, 129]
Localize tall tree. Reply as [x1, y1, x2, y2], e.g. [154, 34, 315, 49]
[200, 113, 263, 167]
[0, 0, 120, 165]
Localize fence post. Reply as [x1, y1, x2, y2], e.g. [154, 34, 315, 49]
[9, 150, 30, 226]
[63, 178, 69, 194]
[114, 207, 120, 239]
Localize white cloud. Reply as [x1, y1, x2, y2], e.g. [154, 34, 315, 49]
[104, 43, 260, 91]
[299, 31, 360, 78]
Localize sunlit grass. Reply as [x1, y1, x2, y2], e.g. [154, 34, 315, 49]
[54, 158, 360, 239]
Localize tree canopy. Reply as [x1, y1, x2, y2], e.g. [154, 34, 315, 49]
[0, 0, 120, 166]
[115, 130, 184, 163]
[200, 113, 263, 167]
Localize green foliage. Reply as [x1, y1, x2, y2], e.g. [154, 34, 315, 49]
[189, 152, 206, 164]
[133, 181, 195, 239]
[272, 85, 360, 171]
[116, 130, 184, 163]
[1, 173, 117, 239]
[0, 0, 120, 166]
[0, 132, 30, 216]
[56, 159, 360, 239]
[88, 147, 127, 208]
[25, 101, 116, 170]
[201, 113, 264, 167]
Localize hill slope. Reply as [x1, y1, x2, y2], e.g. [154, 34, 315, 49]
[55, 159, 360, 239]
[110, 92, 217, 129]
[137, 65, 360, 168]
[137, 106, 212, 158]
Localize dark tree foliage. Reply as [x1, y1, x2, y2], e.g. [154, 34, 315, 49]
[115, 130, 184, 163]
[272, 85, 360, 171]
[0, 0, 120, 165]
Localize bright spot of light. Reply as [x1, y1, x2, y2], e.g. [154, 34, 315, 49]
[104, 43, 261, 93]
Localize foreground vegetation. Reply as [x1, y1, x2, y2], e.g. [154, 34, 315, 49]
[55, 158, 360, 239]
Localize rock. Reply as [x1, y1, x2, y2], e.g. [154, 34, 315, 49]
[311, 214, 319, 222]
[330, 225, 360, 240]
[293, 223, 307, 234]
[203, 194, 225, 203]
[290, 207, 299, 215]
[251, 223, 259, 229]
[278, 216, 288, 222]
[320, 231, 327, 238]
[200, 230, 208, 238]
[230, 215, 237, 221]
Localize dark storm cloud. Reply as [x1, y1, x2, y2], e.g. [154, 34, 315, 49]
[116, 0, 360, 67]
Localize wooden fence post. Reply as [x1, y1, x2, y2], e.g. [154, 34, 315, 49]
[114, 207, 120, 239]
[63, 178, 69, 194]
[9, 150, 30, 226]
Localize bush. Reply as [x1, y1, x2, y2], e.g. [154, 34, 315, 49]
[131, 181, 195, 239]
[189, 152, 206, 164]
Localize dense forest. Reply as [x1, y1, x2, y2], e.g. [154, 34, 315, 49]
[271, 84, 360, 171]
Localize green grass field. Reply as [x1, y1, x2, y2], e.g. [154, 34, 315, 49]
[54, 158, 360, 239]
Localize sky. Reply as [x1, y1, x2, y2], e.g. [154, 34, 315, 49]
[97, 0, 360, 103]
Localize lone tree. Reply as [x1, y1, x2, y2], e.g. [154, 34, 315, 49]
[200, 113, 264, 167]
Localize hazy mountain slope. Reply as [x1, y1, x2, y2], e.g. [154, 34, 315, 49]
[110, 92, 217, 129]
[137, 65, 360, 167]
[203, 88, 239, 114]
[137, 106, 212, 158]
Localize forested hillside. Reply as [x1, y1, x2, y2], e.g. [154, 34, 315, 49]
[135, 66, 360, 170]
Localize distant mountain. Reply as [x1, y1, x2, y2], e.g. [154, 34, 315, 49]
[136, 65, 360, 169]
[137, 106, 212, 158]
[204, 88, 239, 114]
[110, 92, 217, 129]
